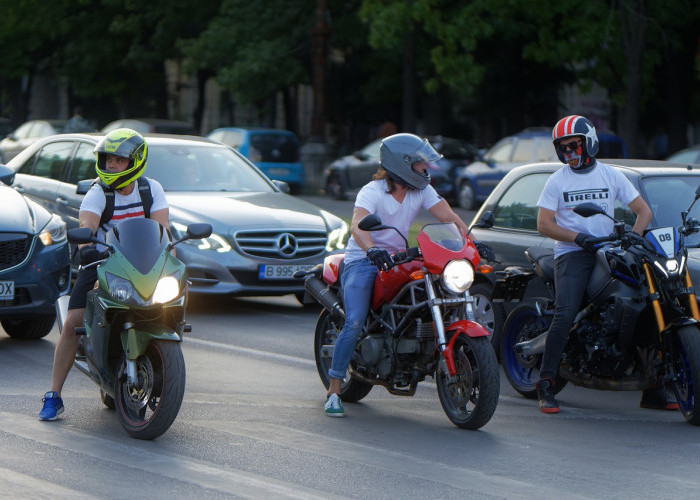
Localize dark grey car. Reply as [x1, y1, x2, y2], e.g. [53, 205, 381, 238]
[469, 159, 700, 349]
[7, 133, 348, 302]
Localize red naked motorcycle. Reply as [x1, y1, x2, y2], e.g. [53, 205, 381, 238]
[297, 213, 499, 429]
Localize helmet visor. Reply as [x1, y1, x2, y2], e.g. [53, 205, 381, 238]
[414, 139, 443, 164]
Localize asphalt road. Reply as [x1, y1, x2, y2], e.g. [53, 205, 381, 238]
[2, 294, 700, 498]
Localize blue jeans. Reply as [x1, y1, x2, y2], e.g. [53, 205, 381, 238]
[329, 258, 377, 379]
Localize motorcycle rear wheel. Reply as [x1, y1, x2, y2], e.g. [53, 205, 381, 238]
[115, 340, 185, 440]
[314, 308, 373, 403]
[436, 335, 499, 430]
[669, 325, 700, 425]
[500, 302, 566, 398]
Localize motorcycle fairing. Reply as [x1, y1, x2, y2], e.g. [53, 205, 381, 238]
[106, 218, 170, 274]
[416, 223, 479, 274]
[121, 324, 182, 360]
[645, 227, 679, 259]
[371, 260, 423, 310]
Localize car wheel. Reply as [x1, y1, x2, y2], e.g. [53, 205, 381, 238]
[325, 174, 347, 200]
[458, 181, 475, 210]
[1, 314, 56, 340]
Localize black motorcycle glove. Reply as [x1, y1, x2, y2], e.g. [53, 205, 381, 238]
[475, 242, 496, 262]
[367, 247, 394, 272]
[78, 245, 101, 265]
[574, 233, 598, 253]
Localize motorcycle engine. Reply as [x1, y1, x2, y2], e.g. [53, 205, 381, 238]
[568, 311, 624, 378]
[357, 334, 391, 379]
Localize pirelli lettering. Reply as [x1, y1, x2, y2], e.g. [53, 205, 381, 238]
[563, 188, 609, 203]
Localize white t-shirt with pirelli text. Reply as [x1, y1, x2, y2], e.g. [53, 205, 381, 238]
[537, 161, 639, 258]
[80, 177, 168, 247]
[344, 179, 443, 263]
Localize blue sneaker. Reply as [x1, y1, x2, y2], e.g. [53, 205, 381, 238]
[324, 394, 345, 417]
[39, 391, 64, 421]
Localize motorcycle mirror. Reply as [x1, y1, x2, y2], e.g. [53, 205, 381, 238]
[186, 223, 213, 240]
[358, 214, 385, 231]
[0, 165, 15, 185]
[573, 202, 607, 218]
[67, 227, 100, 244]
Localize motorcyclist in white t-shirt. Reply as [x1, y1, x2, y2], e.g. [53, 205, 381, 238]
[324, 133, 475, 417]
[534, 115, 659, 414]
[39, 128, 170, 421]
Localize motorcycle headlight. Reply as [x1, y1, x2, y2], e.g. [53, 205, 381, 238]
[442, 260, 474, 294]
[153, 276, 180, 304]
[107, 272, 181, 306]
[107, 274, 136, 303]
[326, 220, 348, 252]
[39, 215, 67, 246]
[171, 221, 231, 253]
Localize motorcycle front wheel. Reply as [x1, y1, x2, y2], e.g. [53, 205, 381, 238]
[115, 340, 185, 440]
[500, 302, 566, 398]
[669, 325, 700, 425]
[436, 335, 499, 430]
[314, 308, 372, 403]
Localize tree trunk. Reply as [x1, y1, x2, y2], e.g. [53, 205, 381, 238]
[617, 0, 647, 158]
[402, 30, 416, 133]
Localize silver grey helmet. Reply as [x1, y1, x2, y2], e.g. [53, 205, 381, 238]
[379, 133, 442, 190]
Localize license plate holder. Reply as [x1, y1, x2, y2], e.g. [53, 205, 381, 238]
[0, 281, 15, 301]
[258, 264, 313, 280]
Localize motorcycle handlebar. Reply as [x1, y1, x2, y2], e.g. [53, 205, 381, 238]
[391, 246, 421, 265]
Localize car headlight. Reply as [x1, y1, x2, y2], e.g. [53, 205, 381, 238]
[107, 272, 182, 306]
[442, 260, 474, 294]
[171, 221, 231, 253]
[326, 221, 348, 252]
[39, 215, 67, 246]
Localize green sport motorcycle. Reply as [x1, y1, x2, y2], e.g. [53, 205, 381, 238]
[58, 218, 212, 440]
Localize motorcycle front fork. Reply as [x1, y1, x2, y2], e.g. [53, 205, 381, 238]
[424, 274, 475, 376]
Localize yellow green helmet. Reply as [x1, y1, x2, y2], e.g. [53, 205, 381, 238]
[94, 128, 148, 189]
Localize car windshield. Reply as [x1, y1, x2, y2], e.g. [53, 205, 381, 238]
[641, 175, 700, 247]
[146, 143, 275, 192]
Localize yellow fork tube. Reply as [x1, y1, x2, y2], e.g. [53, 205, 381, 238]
[684, 271, 700, 321]
[643, 263, 665, 333]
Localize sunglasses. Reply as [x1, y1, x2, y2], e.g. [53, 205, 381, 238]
[558, 140, 583, 153]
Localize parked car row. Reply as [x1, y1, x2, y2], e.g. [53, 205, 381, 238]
[323, 127, 628, 210]
[4, 133, 347, 314]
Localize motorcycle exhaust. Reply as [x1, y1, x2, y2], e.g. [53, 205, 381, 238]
[304, 276, 345, 319]
[55, 295, 70, 335]
[514, 331, 547, 356]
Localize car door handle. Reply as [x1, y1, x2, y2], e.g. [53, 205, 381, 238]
[14, 185, 24, 193]
[56, 197, 68, 205]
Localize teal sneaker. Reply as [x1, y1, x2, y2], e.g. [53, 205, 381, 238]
[324, 394, 345, 418]
[39, 391, 64, 421]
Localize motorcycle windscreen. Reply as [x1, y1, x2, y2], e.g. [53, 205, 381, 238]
[106, 218, 170, 274]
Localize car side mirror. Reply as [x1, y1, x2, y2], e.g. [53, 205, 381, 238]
[0, 165, 15, 185]
[272, 179, 290, 194]
[76, 179, 93, 195]
[474, 211, 495, 229]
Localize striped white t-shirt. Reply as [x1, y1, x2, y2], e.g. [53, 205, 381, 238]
[80, 177, 168, 244]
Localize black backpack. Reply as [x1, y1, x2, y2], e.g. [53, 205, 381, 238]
[94, 177, 153, 230]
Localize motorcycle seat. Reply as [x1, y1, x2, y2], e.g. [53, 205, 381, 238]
[525, 247, 555, 282]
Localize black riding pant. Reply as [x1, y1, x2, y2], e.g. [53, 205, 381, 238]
[539, 249, 597, 379]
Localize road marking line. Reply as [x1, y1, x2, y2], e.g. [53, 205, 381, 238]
[185, 337, 314, 367]
[0, 413, 338, 499]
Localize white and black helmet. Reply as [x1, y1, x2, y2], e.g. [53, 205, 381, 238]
[379, 133, 441, 190]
